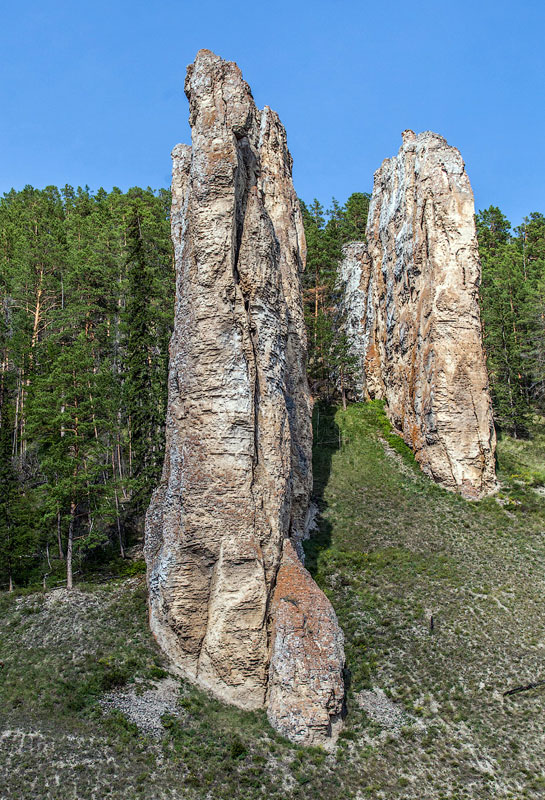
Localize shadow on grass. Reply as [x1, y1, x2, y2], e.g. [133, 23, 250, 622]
[303, 401, 340, 578]
[303, 402, 356, 697]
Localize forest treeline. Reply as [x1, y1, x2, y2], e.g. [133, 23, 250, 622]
[303, 198, 545, 429]
[1, 185, 544, 590]
[476, 207, 545, 434]
[0, 186, 173, 590]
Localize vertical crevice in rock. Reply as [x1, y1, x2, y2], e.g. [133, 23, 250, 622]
[145, 49, 345, 746]
[338, 130, 497, 499]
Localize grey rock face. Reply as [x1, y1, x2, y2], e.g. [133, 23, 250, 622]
[336, 242, 381, 399]
[267, 540, 345, 747]
[339, 131, 497, 499]
[145, 49, 344, 744]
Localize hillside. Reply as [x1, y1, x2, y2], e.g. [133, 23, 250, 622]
[1, 401, 545, 799]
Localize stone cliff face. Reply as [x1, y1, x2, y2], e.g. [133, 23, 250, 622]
[145, 49, 344, 745]
[339, 131, 496, 499]
[337, 242, 382, 400]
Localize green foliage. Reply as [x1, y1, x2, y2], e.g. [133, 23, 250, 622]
[122, 196, 172, 511]
[0, 380, 37, 589]
[230, 738, 248, 759]
[328, 192, 370, 244]
[4, 405, 545, 797]
[364, 399, 418, 466]
[300, 193, 370, 400]
[2, 177, 545, 614]
[0, 185, 172, 588]
[477, 205, 545, 435]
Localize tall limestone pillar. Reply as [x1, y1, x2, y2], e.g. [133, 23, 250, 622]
[338, 131, 497, 499]
[145, 50, 345, 746]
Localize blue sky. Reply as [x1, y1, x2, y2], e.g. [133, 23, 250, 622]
[1, 0, 543, 227]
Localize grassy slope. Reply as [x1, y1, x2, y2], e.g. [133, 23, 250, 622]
[2, 401, 545, 799]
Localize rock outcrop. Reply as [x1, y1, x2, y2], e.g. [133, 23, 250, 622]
[339, 130, 496, 499]
[267, 540, 345, 746]
[145, 49, 344, 745]
[337, 241, 382, 400]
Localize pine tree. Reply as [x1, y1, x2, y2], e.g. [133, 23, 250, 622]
[0, 184, 173, 586]
[477, 208, 530, 435]
[300, 200, 340, 395]
[516, 213, 545, 408]
[300, 194, 370, 400]
[0, 380, 35, 590]
[122, 195, 172, 514]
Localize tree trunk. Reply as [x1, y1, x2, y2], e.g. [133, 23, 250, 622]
[115, 489, 125, 559]
[501, 321, 517, 437]
[12, 375, 19, 457]
[128, 415, 133, 477]
[314, 267, 319, 346]
[57, 508, 64, 560]
[31, 275, 43, 353]
[66, 500, 76, 591]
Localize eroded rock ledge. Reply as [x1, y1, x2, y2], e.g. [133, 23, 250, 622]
[145, 49, 344, 746]
[339, 130, 497, 499]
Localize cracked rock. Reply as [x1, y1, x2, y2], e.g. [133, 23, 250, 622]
[145, 49, 345, 745]
[338, 131, 497, 499]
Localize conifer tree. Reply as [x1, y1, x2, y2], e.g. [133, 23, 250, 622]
[122, 195, 172, 514]
[477, 207, 538, 436]
[0, 381, 35, 590]
[0, 184, 172, 584]
[300, 194, 369, 400]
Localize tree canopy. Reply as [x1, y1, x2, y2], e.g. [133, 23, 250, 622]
[1, 183, 544, 589]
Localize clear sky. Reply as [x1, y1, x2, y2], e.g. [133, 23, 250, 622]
[1, 0, 543, 227]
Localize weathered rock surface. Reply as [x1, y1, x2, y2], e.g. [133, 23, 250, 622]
[145, 49, 344, 744]
[268, 540, 345, 746]
[337, 241, 382, 399]
[339, 130, 496, 499]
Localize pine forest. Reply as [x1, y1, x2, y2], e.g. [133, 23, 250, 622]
[1, 185, 544, 591]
